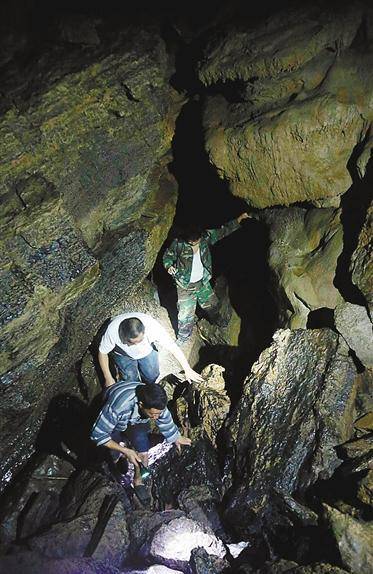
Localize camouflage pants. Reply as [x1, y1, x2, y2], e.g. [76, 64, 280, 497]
[177, 280, 219, 340]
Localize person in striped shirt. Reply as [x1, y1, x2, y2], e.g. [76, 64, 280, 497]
[91, 380, 190, 493]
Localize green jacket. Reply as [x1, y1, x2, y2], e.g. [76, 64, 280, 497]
[163, 219, 240, 289]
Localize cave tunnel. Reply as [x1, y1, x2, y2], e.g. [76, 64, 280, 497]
[0, 1, 372, 573]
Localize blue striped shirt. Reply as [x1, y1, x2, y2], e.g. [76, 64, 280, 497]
[91, 381, 180, 447]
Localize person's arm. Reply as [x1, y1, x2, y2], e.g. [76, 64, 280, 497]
[91, 404, 141, 466]
[102, 439, 141, 466]
[98, 351, 116, 388]
[206, 212, 254, 245]
[147, 316, 203, 383]
[163, 241, 178, 276]
[156, 407, 191, 452]
[168, 341, 203, 383]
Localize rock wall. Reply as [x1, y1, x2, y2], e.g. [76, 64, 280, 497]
[200, 3, 373, 208]
[224, 328, 357, 535]
[0, 27, 182, 491]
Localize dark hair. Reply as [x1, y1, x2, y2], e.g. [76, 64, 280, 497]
[181, 224, 202, 243]
[118, 318, 145, 343]
[136, 384, 168, 410]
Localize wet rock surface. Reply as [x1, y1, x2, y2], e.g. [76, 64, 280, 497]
[1, 2, 373, 573]
[224, 328, 357, 535]
[0, 22, 181, 490]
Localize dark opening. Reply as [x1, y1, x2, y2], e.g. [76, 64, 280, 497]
[152, 97, 279, 401]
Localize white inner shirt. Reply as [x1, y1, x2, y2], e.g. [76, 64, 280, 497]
[99, 312, 174, 359]
[190, 248, 204, 283]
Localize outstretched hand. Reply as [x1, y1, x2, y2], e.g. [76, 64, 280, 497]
[175, 435, 192, 453]
[237, 212, 251, 223]
[184, 367, 204, 384]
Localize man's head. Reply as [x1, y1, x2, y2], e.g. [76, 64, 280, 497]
[181, 224, 202, 245]
[119, 317, 145, 345]
[136, 384, 168, 420]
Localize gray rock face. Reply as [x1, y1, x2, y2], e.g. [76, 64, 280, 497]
[335, 302, 373, 368]
[224, 329, 357, 534]
[265, 207, 343, 327]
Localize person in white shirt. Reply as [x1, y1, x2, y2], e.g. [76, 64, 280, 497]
[98, 312, 203, 387]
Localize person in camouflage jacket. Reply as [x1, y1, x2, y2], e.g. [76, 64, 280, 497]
[163, 212, 252, 343]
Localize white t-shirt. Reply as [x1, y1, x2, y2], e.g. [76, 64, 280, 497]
[190, 249, 204, 283]
[99, 312, 175, 359]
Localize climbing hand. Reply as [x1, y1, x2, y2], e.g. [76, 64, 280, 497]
[237, 212, 250, 223]
[184, 367, 204, 384]
[167, 266, 177, 276]
[122, 447, 142, 466]
[175, 435, 192, 453]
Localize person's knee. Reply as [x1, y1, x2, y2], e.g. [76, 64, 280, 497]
[123, 367, 140, 382]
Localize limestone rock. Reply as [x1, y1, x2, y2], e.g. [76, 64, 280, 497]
[265, 207, 343, 327]
[27, 502, 129, 566]
[323, 504, 373, 574]
[335, 302, 373, 368]
[0, 25, 181, 491]
[0, 554, 122, 574]
[249, 561, 348, 573]
[355, 412, 373, 432]
[199, 5, 362, 87]
[357, 470, 373, 507]
[200, 5, 373, 207]
[151, 438, 222, 510]
[350, 202, 373, 314]
[224, 329, 357, 535]
[141, 515, 226, 572]
[190, 546, 230, 574]
[177, 364, 230, 447]
[339, 434, 373, 461]
[178, 485, 226, 539]
[0, 454, 75, 544]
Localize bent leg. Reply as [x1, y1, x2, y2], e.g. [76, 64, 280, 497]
[197, 281, 219, 315]
[124, 422, 151, 485]
[177, 285, 197, 341]
[138, 349, 160, 384]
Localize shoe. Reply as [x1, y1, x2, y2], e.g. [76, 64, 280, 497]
[176, 336, 190, 346]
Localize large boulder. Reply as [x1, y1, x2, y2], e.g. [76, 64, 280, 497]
[129, 511, 226, 573]
[224, 328, 357, 535]
[0, 454, 75, 545]
[0, 27, 181, 492]
[200, 4, 373, 207]
[265, 207, 343, 327]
